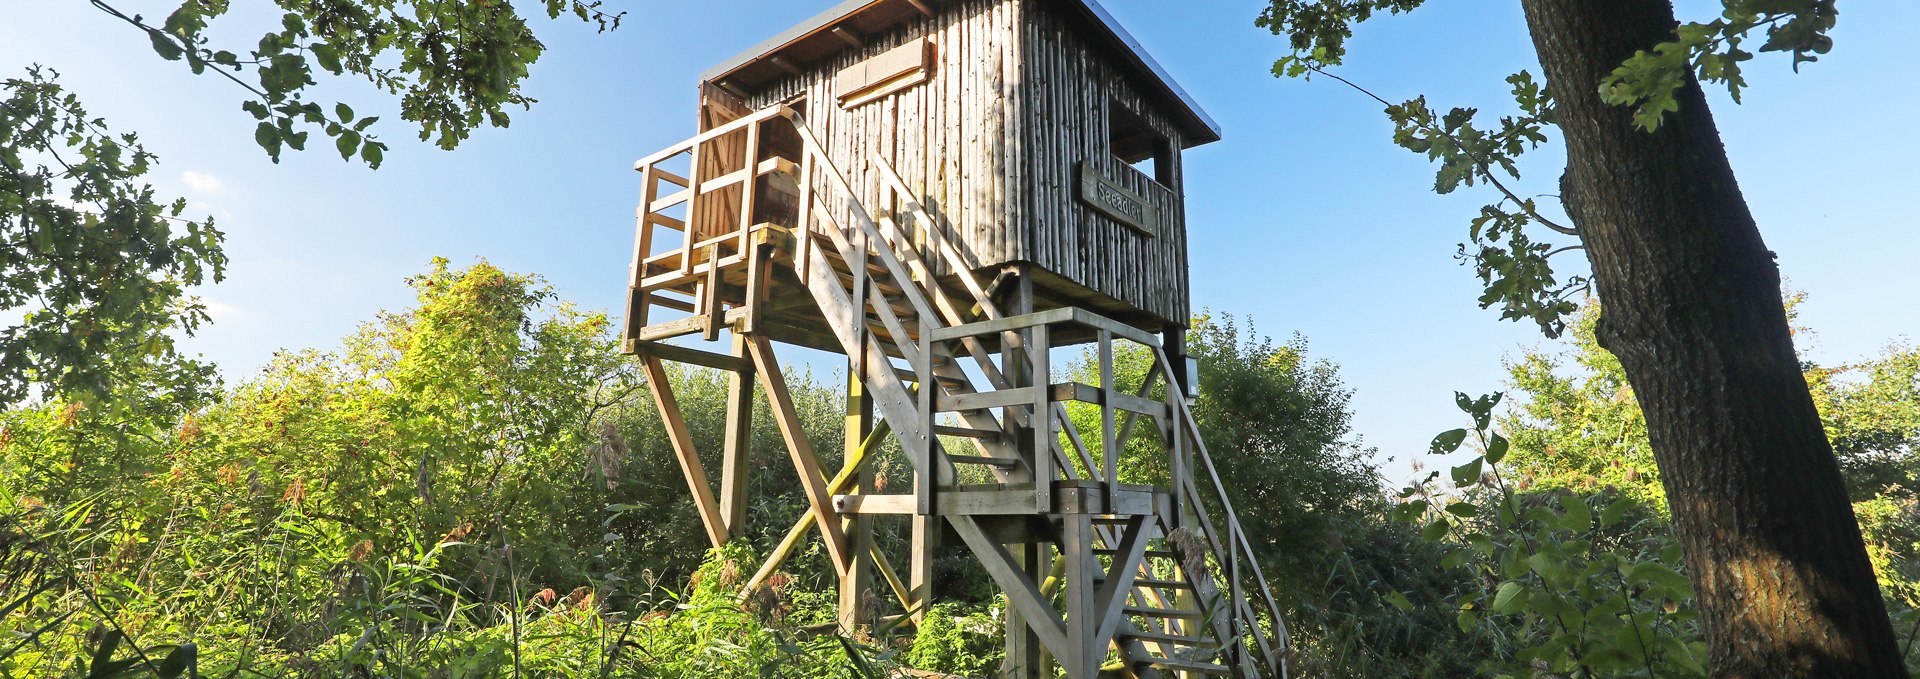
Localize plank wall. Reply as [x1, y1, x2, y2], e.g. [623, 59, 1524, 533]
[734, 0, 1191, 326]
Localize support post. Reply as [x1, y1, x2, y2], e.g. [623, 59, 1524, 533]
[641, 357, 729, 550]
[719, 332, 754, 538]
[1098, 329, 1115, 508]
[1061, 513, 1100, 678]
[839, 369, 875, 631]
[746, 336, 854, 574]
[910, 512, 936, 624]
[1002, 541, 1051, 679]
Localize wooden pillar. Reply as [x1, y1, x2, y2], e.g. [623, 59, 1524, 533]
[999, 265, 1049, 678]
[1061, 514, 1100, 678]
[910, 512, 937, 624]
[719, 332, 755, 538]
[1002, 542, 1050, 678]
[1163, 322, 1191, 400]
[839, 369, 875, 630]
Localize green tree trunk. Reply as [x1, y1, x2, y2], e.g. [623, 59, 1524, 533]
[1515, 0, 1906, 675]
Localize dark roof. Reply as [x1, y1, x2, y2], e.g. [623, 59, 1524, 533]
[700, 0, 1221, 145]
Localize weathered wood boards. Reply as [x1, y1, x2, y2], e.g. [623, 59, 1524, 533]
[726, 0, 1198, 327]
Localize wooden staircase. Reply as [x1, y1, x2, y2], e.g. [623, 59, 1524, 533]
[622, 106, 1290, 678]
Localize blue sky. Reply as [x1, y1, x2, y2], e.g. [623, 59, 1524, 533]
[6, 1, 1916, 482]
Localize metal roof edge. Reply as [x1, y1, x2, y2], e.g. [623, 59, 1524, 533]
[1071, 0, 1222, 144]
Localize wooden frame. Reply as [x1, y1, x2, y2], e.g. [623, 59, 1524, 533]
[625, 106, 1286, 678]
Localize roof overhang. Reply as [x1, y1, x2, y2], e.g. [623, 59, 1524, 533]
[700, 0, 1221, 146]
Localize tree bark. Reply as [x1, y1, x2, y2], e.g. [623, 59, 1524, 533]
[1515, 0, 1907, 676]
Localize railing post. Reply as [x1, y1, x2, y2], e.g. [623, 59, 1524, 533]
[1169, 402, 1186, 530]
[851, 215, 869, 380]
[627, 164, 659, 343]
[1099, 329, 1116, 507]
[737, 119, 760, 254]
[1031, 322, 1051, 513]
[916, 314, 935, 516]
[681, 141, 702, 276]
[797, 149, 814, 279]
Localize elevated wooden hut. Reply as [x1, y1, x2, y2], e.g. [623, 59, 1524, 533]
[621, 2, 1285, 676]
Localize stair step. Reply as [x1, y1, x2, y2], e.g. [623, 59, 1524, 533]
[1096, 548, 1181, 559]
[1091, 515, 1149, 525]
[1096, 576, 1193, 590]
[934, 424, 1003, 440]
[1124, 605, 1203, 620]
[893, 365, 968, 385]
[944, 454, 1020, 468]
[866, 304, 918, 323]
[1118, 629, 1217, 647]
[1138, 656, 1231, 675]
[834, 263, 902, 284]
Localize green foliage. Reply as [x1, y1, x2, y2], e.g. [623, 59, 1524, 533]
[0, 66, 225, 408]
[1257, 0, 1428, 76]
[1495, 298, 1920, 670]
[1599, 2, 1839, 130]
[903, 602, 1002, 676]
[0, 258, 938, 676]
[1399, 393, 1707, 678]
[1500, 304, 1661, 506]
[88, 0, 624, 166]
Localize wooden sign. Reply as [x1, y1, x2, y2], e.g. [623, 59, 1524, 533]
[1077, 161, 1158, 237]
[835, 38, 933, 109]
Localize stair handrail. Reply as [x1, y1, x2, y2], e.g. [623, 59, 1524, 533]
[1153, 346, 1291, 675]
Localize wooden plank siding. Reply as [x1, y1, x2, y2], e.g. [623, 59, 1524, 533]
[1017, 1, 1188, 325]
[728, 0, 1191, 328]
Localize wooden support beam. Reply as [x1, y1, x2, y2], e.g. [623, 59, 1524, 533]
[1093, 516, 1153, 645]
[905, 0, 935, 17]
[769, 55, 804, 76]
[938, 387, 1037, 412]
[635, 315, 708, 343]
[626, 339, 749, 372]
[746, 336, 854, 575]
[641, 357, 729, 550]
[831, 25, 865, 48]
[739, 420, 892, 601]
[916, 314, 934, 516]
[840, 370, 876, 630]
[719, 332, 754, 538]
[1049, 382, 1167, 419]
[1032, 322, 1052, 513]
[1099, 330, 1116, 506]
[701, 245, 724, 341]
[839, 488, 1064, 516]
[910, 512, 937, 625]
[1061, 514, 1101, 678]
[950, 517, 1068, 670]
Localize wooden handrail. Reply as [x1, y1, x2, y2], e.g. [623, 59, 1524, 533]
[1153, 343, 1290, 671]
[632, 105, 797, 170]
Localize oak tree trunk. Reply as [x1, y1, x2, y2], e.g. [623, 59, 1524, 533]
[1516, 0, 1907, 676]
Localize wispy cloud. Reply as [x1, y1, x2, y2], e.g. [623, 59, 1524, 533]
[180, 170, 225, 194]
[201, 298, 246, 323]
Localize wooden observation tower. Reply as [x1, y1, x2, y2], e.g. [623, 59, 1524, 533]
[621, 1, 1287, 675]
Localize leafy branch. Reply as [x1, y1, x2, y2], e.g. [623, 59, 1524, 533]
[1601, 1, 1838, 130]
[86, 0, 628, 168]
